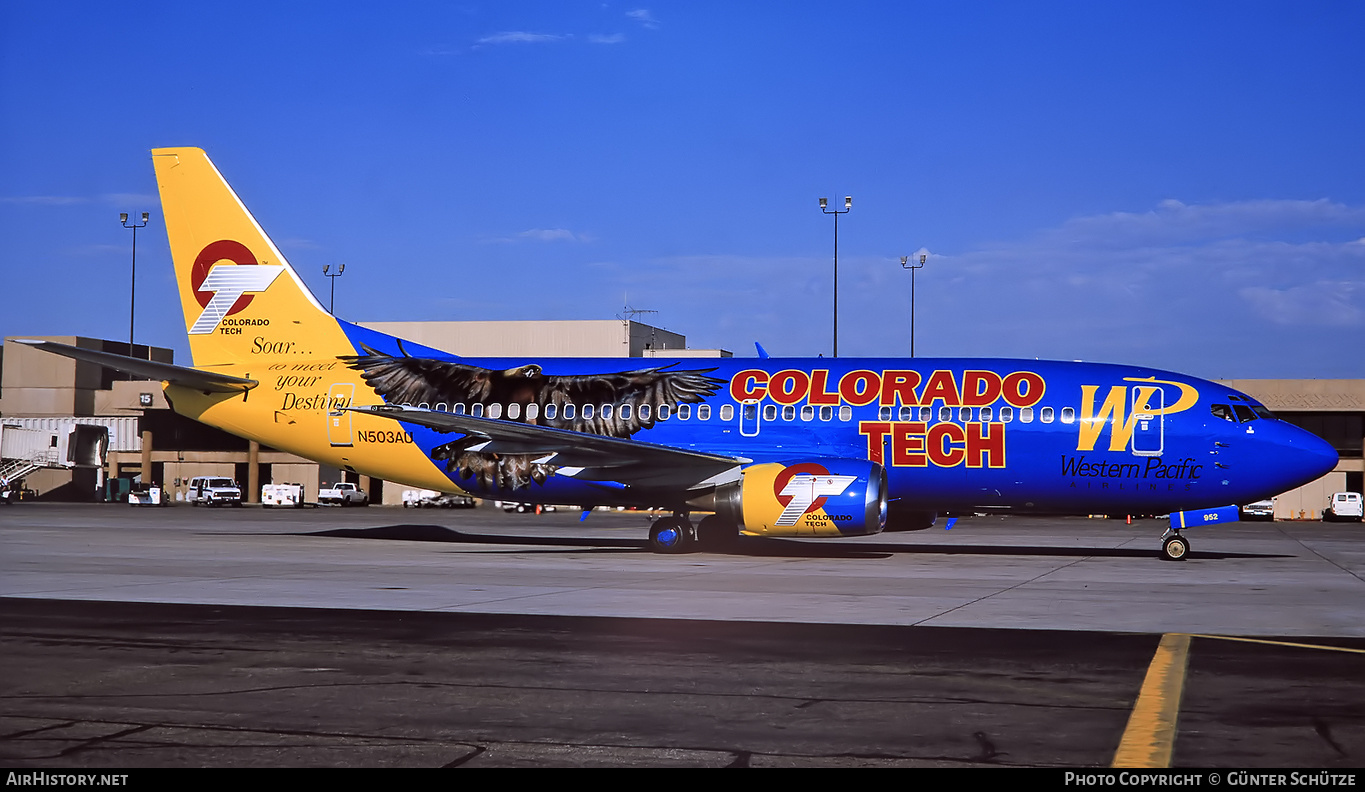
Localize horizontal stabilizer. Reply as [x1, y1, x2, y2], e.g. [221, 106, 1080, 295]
[15, 340, 257, 393]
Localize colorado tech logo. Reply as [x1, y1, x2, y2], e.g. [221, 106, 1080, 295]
[188, 240, 284, 335]
[772, 463, 857, 526]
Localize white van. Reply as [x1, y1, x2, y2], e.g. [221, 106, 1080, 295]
[187, 476, 242, 507]
[1324, 492, 1363, 522]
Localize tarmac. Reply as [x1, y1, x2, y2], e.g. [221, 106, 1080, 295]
[2, 503, 1363, 768]
[2, 504, 1363, 636]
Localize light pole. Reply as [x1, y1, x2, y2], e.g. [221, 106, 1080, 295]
[899, 253, 927, 357]
[323, 263, 346, 314]
[819, 195, 851, 357]
[120, 212, 149, 356]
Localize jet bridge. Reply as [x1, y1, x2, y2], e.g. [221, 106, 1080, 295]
[1, 422, 110, 498]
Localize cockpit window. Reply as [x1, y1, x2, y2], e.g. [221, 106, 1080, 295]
[1212, 403, 1263, 423]
[1217, 394, 1276, 421]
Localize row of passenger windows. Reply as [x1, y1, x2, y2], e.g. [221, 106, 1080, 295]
[872, 404, 1074, 424]
[405, 401, 1078, 425]
[418, 401, 705, 422]
[739, 404, 1074, 424]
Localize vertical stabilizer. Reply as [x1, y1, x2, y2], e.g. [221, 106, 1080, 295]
[151, 147, 351, 366]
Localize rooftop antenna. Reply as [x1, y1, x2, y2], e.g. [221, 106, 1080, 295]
[618, 297, 659, 352]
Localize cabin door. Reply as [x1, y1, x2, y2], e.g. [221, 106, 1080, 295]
[1130, 385, 1163, 457]
[327, 383, 355, 447]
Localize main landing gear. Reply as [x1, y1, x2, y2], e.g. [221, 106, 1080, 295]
[1160, 529, 1190, 561]
[648, 513, 739, 554]
[649, 516, 690, 554]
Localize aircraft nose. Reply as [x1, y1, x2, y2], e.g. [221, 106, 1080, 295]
[1279, 423, 1339, 488]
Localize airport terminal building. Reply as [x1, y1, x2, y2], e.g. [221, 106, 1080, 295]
[1, 328, 1359, 518]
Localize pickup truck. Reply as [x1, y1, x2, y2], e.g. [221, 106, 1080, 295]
[1239, 499, 1275, 521]
[318, 482, 369, 507]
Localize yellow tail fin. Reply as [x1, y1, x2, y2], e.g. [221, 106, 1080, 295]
[152, 147, 351, 366]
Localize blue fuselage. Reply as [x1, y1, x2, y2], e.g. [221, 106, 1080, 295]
[339, 318, 1336, 516]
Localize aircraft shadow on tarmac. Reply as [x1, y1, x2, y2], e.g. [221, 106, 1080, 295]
[296, 524, 1287, 561]
[298, 524, 888, 559]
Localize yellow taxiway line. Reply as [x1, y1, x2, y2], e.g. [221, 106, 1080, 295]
[1112, 633, 1191, 768]
[1113, 632, 1363, 767]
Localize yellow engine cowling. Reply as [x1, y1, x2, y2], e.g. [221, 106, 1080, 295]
[715, 459, 888, 537]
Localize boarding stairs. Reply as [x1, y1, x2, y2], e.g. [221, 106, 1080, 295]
[0, 449, 60, 489]
[1, 421, 111, 494]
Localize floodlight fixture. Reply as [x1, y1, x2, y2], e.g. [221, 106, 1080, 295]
[324, 263, 347, 314]
[120, 210, 150, 356]
[899, 252, 930, 357]
[819, 193, 853, 357]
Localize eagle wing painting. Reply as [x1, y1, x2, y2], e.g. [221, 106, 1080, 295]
[340, 343, 723, 490]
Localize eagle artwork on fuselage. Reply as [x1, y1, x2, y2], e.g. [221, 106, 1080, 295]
[341, 341, 723, 489]
[18, 147, 1340, 561]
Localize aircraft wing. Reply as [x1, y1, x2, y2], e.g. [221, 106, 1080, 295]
[349, 404, 747, 490]
[16, 339, 257, 393]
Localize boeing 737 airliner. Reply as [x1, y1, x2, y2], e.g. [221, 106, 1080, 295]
[22, 148, 1339, 560]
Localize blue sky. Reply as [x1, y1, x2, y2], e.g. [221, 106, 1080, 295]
[2, 2, 1362, 378]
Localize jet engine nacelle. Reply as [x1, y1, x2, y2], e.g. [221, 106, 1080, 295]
[714, 459, 887, 538]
